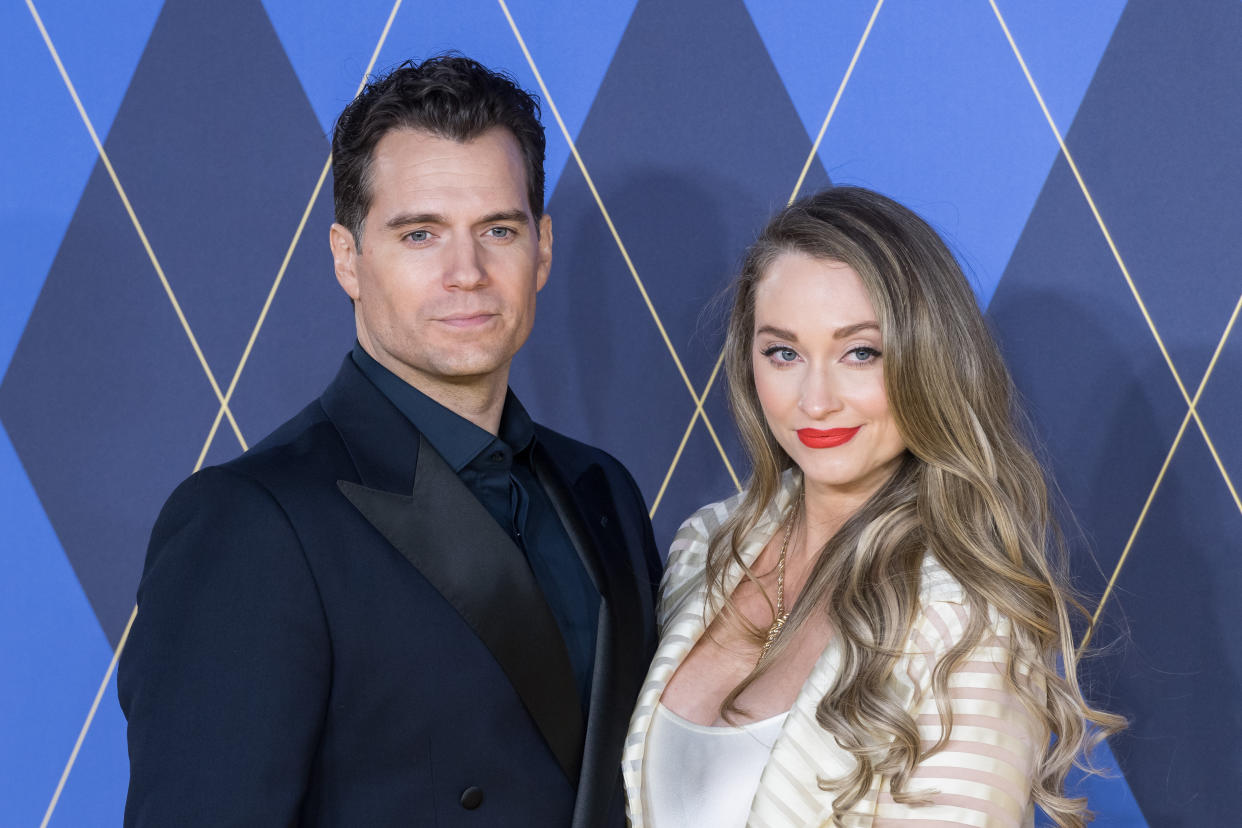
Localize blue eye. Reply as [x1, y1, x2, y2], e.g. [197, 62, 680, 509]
[487, 226, 514, 239]
[405, 229, 431, 243]
[761, 345, 799, 363]
[847, 346, 881, 363]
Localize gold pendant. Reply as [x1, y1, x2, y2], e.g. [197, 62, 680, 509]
[759, 612, 788, 661]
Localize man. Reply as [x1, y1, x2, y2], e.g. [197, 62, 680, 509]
[119, 55, 662, 827]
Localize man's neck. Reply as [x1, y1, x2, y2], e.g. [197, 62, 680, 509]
[423, 378, 508, 435]
[360, 345, 509, 435]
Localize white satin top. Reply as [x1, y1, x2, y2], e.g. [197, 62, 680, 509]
[643, 703, 789, 828]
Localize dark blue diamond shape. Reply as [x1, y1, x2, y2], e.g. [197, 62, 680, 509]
[0, 0, 331, 645]
[990, 2, 1242, 820]
[1041, 0, 1242, 384]
[512, 0, 828, 514]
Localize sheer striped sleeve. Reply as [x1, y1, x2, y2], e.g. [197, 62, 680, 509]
[874, 601, 1043, 827]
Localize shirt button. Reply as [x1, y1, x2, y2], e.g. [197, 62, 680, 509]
[490, 451, 504, 463]
[460, 786, 484, 810]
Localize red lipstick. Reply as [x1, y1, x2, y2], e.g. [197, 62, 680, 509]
[797, 427, 860, 448]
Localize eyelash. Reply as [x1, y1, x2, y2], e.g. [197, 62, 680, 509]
[403, 226, 516, 243]
[759, 345, 882, 366]
[845, 346, 881, 363]
[761, 345, 799, 364]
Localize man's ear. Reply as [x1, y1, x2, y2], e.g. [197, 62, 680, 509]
[330, 223, 361, 300]
[535, 213, 553, 292]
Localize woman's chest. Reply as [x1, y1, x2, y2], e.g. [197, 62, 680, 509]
[660, 599, 832, 726]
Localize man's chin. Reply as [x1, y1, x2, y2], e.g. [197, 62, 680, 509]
[423, 353, 513, 385]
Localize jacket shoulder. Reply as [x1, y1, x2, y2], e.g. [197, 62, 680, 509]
[917, 553, 967, 606]
[533, 423, 650, 515]
[656, 491, 745, 611]
[534, 423, 630, 479]
[673, 490, 745, 546]
[212, 399, 350, 491]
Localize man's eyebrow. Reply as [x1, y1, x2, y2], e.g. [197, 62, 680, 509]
[384, 213, 444, 230]
[383, 210, 531, 231]
[478, 209, 530, 225]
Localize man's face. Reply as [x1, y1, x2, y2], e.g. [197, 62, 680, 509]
[331, 127, 552, 397]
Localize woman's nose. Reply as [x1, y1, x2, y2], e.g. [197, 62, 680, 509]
[798, 369, 842, 419]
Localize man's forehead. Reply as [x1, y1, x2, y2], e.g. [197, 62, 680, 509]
[372, 125, 523, 165]
[366, 129, 531, 218]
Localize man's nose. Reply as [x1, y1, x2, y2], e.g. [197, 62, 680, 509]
[443, 233, 487, 289]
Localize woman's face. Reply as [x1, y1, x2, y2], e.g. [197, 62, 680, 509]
[752, 252, 907, 504]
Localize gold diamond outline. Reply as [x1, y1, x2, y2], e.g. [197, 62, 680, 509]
[25, 0, 247, 454]
[192, 0, 405, 470]
[988, 0, 1242, 653]
[647, 0, 886, 517]
[29, 0, 1239, 818]
[498, 0, 743, 503]
[32, 3, 407, 822]
[1078, 291, 1242, 653]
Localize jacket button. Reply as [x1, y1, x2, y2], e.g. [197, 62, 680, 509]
[460, 786, 484, 810]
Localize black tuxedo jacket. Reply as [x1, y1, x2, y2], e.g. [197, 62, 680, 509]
[118, 356, 662, 826]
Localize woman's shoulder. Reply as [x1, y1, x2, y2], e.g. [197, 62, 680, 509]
[659, 491, 746, 601]
[917, 553, 967, 606]
[662, 476, 798, 602]
[912, 553, 1018, 660]
[667, 471, 798, 562]
[671, 489, 746, 547]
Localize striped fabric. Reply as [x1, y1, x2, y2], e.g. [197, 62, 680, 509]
[623, 473, 1041, 827]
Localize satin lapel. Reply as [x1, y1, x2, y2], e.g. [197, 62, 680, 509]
[746, 638, 850, 827]
[534, 458, 647, 828]
[746, 492, 856, 826]
[621, 481, 796, 828]
[338, 436, 583, 783]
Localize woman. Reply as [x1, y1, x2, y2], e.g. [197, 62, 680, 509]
[623, 187, 1121, 827]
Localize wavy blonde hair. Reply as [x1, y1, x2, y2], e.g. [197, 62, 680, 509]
[709, 186, 1123, 826]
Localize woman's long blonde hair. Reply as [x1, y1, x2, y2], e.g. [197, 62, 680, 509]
[709, 186, 1122, 826]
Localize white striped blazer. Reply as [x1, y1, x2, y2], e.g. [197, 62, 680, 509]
[623, 474, 1041, 827]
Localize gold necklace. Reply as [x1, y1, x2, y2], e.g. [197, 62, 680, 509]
[759, 499, 799, 663]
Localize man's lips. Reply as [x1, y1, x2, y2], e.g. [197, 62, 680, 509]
[435, 312, 498, 328]
[796, 427, 860, 448]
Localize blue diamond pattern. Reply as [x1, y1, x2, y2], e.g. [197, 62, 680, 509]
[9, 2, 1242, 823]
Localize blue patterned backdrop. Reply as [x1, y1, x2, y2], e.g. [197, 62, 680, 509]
[3, 1, 1238, 824]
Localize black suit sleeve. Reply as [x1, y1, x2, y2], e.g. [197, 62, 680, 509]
[118, 467, 330, 827]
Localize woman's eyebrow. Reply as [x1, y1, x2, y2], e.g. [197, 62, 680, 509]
[833, 321, 880, 339]
[756, 324, 798, 341]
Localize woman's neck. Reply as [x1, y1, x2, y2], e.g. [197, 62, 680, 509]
[799, 483, 869, 552]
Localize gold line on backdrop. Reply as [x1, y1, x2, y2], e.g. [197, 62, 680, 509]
[789, 0, 885, 206]
[1079, 291, 1242, 653]
[23, 0, 247, 453]
[33, 2, 406, 821]
[498, 0, 743, 515]
[989, 0, 1242, 654]
[993, 0, 1241, 501]
[662, 0, 887, 519]
[25, 0, 1238, 816]
[194, 0, 406, 470]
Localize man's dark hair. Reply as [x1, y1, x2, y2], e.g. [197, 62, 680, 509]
[331, 54, 546, 246]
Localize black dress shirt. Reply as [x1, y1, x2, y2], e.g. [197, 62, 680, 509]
[351, 343, 600, 709]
